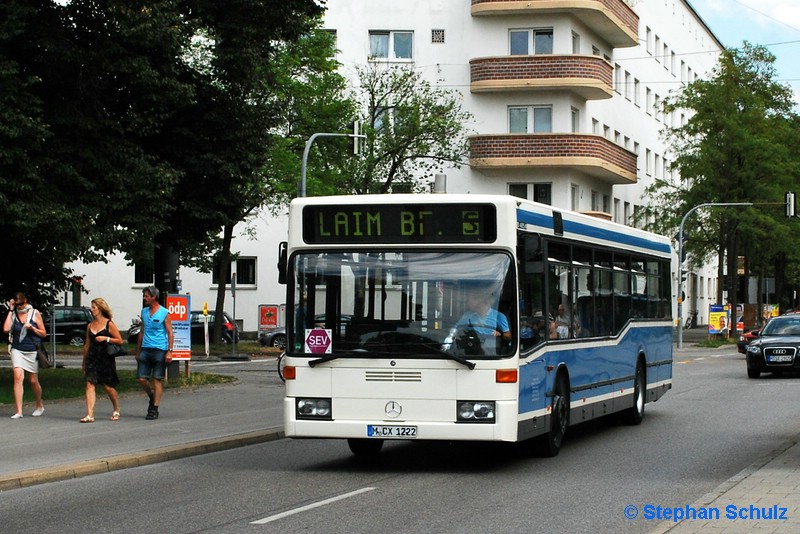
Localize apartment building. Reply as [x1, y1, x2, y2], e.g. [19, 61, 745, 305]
[67, 0, 724, 332]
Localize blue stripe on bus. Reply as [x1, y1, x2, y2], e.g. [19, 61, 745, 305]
[517, 209, 672, 255]
[518, 324, 673, 415]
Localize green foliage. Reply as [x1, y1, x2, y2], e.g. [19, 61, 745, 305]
[0, 367, 235, 405]
[341, 64, 474, 195]
[640, 43, 800, 303]
[0, 0, 325, 303]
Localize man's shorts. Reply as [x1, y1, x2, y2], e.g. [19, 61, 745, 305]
[138, 347, 167, 380]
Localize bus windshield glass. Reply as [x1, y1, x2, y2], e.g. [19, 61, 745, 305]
[290, 250, 516, 359]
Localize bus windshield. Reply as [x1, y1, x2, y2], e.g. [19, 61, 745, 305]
[290, 250, 516, 359]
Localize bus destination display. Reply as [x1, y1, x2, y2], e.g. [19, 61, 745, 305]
[303, 204, 497, 244]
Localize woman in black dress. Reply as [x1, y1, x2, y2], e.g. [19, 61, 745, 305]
[80, 298, 123, 422]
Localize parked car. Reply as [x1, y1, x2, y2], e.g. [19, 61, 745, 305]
[259, 314, 351, 349]
[189, 310, 239, 344]
[737, 327, 762, 354]
[42, 306, 93, 346]
[745, 315, 800, 378]
[260, 327, 287, 349]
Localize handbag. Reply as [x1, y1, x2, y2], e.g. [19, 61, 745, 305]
[106, 342, 127, 358]
[36, 343, 52, 369]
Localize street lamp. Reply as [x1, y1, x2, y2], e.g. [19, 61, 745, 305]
[299, 128, 366, 198]
[677, 202, 752, 348]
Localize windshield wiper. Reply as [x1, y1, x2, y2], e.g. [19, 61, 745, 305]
[308, 345, 475, 370]
[308, 349, 367, 367]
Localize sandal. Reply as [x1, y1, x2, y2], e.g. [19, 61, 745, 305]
[79, 416, 95, 423]
[110, 411, 120, 421]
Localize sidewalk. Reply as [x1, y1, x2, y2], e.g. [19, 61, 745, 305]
[0, 353, 286, 491]
[2, 345, 800, 533]
[660, 328, 800, 532]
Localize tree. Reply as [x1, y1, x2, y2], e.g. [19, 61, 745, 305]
[639, 42, 799, 318]
[325, 64, 473, 195]
[0, 0, 326, 312]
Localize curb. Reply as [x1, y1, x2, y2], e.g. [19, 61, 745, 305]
[0, 427, 284, 492]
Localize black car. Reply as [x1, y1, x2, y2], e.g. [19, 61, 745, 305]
[42, 306, 93, 346]
[745, 315, 800, 378]
[189, 310, 239, 344]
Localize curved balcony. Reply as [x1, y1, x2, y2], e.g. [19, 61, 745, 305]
[471, 0, 638, 48]
[469, 133, 637, 185]
[470, 55, 612, 100]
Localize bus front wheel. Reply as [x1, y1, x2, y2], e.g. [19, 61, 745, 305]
[538, 374, 569, 457]
[348, 438, 384, 456]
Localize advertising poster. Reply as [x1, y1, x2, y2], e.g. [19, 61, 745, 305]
[166, 294, 191, 361]
[259, 304, 281, 331]
[708, 304, 730, 336]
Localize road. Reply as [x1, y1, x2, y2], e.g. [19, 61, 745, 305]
[3, 347, 800, 533]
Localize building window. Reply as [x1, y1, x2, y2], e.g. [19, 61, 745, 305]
[654, 36, 661, 62]
[591, 190, 600, 211]
[614, 63, 622, 93]
[646, 27, 652, 55]
[646, 88, 653, 115]
[213, 258, 257, 286]
[624, 71, 631, 100]
[369, 31, 413, 60]
[592, 45, 600, 56]
[603, 195, 611, 214]
[646, 149, 652, 175]
[572, 31, 580, 54]
[571, 185, 579, 211]
[634, 78, 641, 106]
[508, 183, 552, 205]
[509, 105, 552, 133]
[509, 28, 553, 55]
[571, 107, 580, 133]
[592, 118, 600, 134]
[134, 264, 154, 285]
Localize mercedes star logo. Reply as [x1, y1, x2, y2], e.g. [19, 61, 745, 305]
[385, 401, 402, 418]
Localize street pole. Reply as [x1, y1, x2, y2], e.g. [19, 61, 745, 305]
[677, 202, 752, 348]
[299, 131, 366, 197]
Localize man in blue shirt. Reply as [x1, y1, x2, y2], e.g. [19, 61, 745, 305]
[135, 286, 174, 420]
[451, 289, 511, 355]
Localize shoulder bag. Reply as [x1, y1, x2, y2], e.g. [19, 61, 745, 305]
[106, 342, 127, 357]
[31, 310, 52, 369]
[105, 320, 127, 357]
[36, 343, 52, 369]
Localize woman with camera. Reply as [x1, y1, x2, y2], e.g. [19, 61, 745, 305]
[3, 292, 46, 419]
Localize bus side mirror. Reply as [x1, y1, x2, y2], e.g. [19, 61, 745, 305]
[277, 242, 287, 285]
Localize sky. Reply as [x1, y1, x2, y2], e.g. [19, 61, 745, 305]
[688, 0, 800, 107]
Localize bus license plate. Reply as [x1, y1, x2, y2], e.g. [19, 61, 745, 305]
[367, 425, 417, 438]
[768, 354, 793, 363]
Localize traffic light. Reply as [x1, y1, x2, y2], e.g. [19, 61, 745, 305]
[786, 191, 796, 217]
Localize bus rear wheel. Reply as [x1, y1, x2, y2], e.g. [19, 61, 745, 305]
[537, 374, 569, 457]
[622, 361, 645, 425]
[347, 438, 384, 456]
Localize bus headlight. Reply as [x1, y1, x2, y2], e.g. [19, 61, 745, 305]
[456, 401, 495, 423]
[296, 398, 332, 420]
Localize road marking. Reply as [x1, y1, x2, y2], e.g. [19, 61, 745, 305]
[250, 487, 376, 524]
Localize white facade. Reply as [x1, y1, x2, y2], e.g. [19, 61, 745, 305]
[67, 0, 723, 332]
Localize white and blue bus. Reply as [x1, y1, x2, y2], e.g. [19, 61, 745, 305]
[279, 194, 672, 456]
